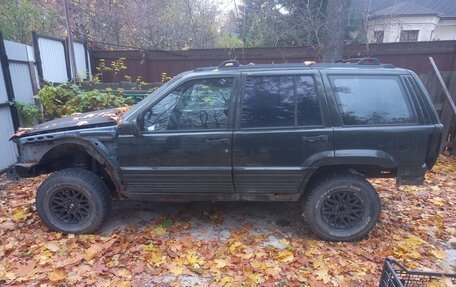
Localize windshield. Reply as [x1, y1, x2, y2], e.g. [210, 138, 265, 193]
[120, 75, 183, 119]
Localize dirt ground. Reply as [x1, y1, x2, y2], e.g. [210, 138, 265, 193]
[0, 156, 455, 286]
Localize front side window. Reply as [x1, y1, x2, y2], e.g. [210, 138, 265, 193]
[329, 75, 416, 125]
[142, 77, 233, 131]
[241, 75, 322, 128]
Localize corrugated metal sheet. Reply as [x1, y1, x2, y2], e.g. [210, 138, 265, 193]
[38, 37, 68, 83]
[73, 42, 89, 80]
[0, 106, 18, 170]
[26, 45, 35, 62]
[9, 62, 34, 104]
[4, 40, 30, 61]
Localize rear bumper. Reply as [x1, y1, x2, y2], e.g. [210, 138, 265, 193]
[396, 164, 427, 185]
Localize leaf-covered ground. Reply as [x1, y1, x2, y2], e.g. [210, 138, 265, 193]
[1, 156, 455, 286]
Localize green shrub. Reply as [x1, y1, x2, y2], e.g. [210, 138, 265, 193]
[34, 83, 79, 120]
[63, 90, 132, 115]
[34, 83, 132, 120]
[15, 101, 43, 127]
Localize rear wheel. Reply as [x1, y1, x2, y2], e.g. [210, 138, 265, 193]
[302, 173, 381, 241]
[36, 168, 111, 234]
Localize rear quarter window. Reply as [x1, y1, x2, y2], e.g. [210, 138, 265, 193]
[329, 75, 416, 125]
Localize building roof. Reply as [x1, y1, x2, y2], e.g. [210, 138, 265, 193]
[350, 0, 456, 19]
[371, 2, 442, 18]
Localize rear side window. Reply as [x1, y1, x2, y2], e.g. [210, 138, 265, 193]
[329, 75, 416, 125]
[241, 75, 322, 128]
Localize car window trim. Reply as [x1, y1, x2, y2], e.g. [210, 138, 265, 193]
[327, 73, 419, 127]
[139, 75, 239, 134]
[236, 72, 325, 130]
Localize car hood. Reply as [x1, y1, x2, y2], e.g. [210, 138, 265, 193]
[12, 107, 130, 139]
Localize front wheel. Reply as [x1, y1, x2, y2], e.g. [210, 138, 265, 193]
[36, 168, 111, 234]
[302, 173, 381, 242]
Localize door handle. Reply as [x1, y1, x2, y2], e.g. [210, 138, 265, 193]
[206, 138, 229, 144]
[302, 135, 328, 143]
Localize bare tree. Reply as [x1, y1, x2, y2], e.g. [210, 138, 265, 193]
[322, 0, 351, 62]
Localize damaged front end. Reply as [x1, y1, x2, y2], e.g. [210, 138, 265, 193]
[7, 107, 131, 197]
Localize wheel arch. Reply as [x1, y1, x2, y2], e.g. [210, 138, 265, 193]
[300, 152, 399, 198]
[17, 139, 125, 198]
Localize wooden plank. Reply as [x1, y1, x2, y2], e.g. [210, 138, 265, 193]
[429, 57, 456, 116]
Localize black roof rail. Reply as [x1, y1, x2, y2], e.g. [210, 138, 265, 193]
[336, 57, 381, 65]
[218, 60, 240, 68]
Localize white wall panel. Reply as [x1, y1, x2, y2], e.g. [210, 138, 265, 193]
[0, 106, 18, 170]
[38, 37, 68, 83]
[9, 63, 34, 104]
[73, 42, 89, 80]
[4, 40, 29, 61]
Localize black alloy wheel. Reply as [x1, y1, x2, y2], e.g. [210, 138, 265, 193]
[36, 168, 111, 234]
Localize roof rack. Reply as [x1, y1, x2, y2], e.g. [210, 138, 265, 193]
[218, 60, 240, 68]
[336, 57, 381, 65]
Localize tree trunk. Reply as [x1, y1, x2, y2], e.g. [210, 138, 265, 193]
[322, 0, 351, 63]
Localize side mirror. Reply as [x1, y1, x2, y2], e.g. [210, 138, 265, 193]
[130, 118, 141, 137]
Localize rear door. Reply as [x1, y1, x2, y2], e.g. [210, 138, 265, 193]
[232, 70, 334, 195]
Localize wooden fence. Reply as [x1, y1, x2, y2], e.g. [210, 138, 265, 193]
[420, 71, 456, 155]
[91, 41, 456, 83]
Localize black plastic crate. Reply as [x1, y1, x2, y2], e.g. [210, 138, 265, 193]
[379, 258, 456, 287]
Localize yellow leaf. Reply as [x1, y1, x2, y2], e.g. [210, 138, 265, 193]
[241, 252, 254, 260]
[219, 276, 232, 286]
[251, 261, 267, 270]
[4, 272, 17, 280]
[276, 251, 294, 263]
[117, 269, 131, 278]
[84, 245, 102, 261]
[170, 266, 183, 275]
[426, 280, 445, 287]
[430, 198, 444, 207]
[248, 273, 262, 285]
[186, 251, 202, 267]
[48, 269, 66, 282]
[12, 210, 29, 221]
[315, 265, 331, 284]
[143, 243, 157, 252]
[215, 259, 231, 269]
[148, 252, 165, 267]
[430, 249, 445, 259]
[154, 226, 166, 236]
[405, 236, 427, 246]
[118, 282, 132, 287]
[230, 241, 242, 254]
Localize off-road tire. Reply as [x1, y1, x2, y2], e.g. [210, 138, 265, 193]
[36, 168, 111, 234]
[302, 172, 381, 242]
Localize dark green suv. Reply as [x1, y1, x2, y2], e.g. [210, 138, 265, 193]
[9, 60, 442, 241]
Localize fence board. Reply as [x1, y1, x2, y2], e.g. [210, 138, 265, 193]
[0, 107, 17, 170]
[37, 37, 68, 83]
[72, 42, 90, 80]
[8, 62, 35, 104]
[0, 38, 18, 171]
[91, 41, 456, 83]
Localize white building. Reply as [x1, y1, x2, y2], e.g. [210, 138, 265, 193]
[351, 0, 456, 43]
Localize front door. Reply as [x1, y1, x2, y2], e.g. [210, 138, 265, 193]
[233, 71, 334, 195]
[117, 76, 237, 196]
